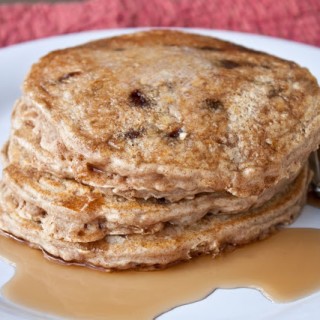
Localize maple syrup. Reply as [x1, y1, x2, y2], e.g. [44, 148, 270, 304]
[0, 228, 320, 319]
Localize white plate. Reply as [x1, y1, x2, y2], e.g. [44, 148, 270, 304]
[0, 28, 320, 320]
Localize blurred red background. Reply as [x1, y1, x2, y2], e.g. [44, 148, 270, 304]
[0, 0, 319, 47]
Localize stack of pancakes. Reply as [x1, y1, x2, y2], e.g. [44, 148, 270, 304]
[1, 30, 320, 270]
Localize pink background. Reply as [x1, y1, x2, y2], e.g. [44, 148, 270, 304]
[0, 0, 320, 47]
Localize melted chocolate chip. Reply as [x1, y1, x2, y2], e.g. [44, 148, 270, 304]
[113, 48, 125, 51]
[220, 59, 240, 69]
[204, 98, 223, 110]
[129, 90, 150, 108]
[58, 71, 82, 82]
[41, 211, 48, 218]
[168, 127, 182, 139]
[124, 129, 142, 139]
[156, 198, 168, 204]
[268, 88, 283, 98]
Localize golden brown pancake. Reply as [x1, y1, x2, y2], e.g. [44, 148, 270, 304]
[2, 163, 299, 242]
[2, 98, 303, 243]
[6, 100, 301, 204]
[22, 30, 320, 200]
[0, 165, 310, 270]
[0, 30, 319, 271]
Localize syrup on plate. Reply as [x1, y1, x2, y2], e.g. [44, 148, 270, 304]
[0, 227, 320, 320]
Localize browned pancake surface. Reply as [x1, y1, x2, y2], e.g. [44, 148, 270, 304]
[23, 30, 320, 198]
[0, 165, 310, 270]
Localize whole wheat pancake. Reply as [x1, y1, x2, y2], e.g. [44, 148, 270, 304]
[3, 102, 302, 244]
[5, 100, 300, 203]
[0, 165, 310, 270]
[3, 163, 298, 242]
[23, 30, 320, 199]
[0, 30, 319, 271]
[5, 100, 73, 178]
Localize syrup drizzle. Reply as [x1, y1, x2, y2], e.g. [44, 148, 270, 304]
[0, 228, 320, 319]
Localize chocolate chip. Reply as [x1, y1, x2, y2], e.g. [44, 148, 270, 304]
[58, 71, 82, 82]
[113, 48, 125, 51]
[129, 89, 150, 108]
[41, 211, 48, 218]
[268, 88, 283, 98]
[220, 59, 240, 69]
[204, 98, 223, 110]
[156, 197, 168, 204]
[124, 129, 142, 139]
[168, 127, 182, 139]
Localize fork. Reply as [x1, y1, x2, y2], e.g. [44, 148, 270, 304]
[309, 150, 320, 197]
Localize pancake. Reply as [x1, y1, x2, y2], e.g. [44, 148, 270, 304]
[3, 163, 299, 242]
[1, 99, 302, 243]
[23, 30, 320, 200]
[0, 165, 310, 270]
[5, 100, 300, 203]
[6, 100, 73, 178]
[1, 30, 319, 271]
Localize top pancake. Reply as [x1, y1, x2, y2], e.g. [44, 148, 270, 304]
[23, 30, 320, 198]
